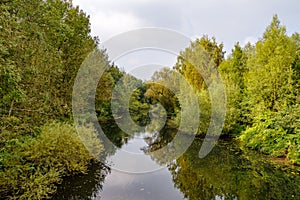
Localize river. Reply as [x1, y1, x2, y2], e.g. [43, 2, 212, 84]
[54, 125, 300, 200]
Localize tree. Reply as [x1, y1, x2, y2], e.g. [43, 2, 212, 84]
[0, 0, 97, 124]
[0, 1, 106, 198]
[174, 36, 225, 91]
[291, 33, 300, 102]
[145, 68, 180, 118]
[198, 35, 225, 67]
[245, 15, 296, 113]
[219, 42, 249, 133]
[239, 15, 300, 163]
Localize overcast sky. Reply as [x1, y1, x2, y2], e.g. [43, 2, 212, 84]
[73, 0, 300, 79]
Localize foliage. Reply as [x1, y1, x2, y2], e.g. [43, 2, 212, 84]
[0, 0, 109, 199]
[245, 15, 296, 113]
[145, 68, 180, 120]
[172, 36, 226, 135]
[174, 36, 225, 91]
[0, 122, 103, 199]
[0, 0, 96, 124]
[235, 16, 300, 164]
[219, 42, 249, 134]
[95, 65, 125, 121]
[216, 15, 300, 164]
[129, 85, 150, 126]
[240, 105, 300, 164]
[110, 73, 150, 127]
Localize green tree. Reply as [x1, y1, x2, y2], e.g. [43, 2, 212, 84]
[174, 36, 225, 91]
[0, 1, 107, 199]
[145, 68, 180, 119]
[239, 15, 300, 164]
[219, 42, 249, 133]
[245, 15, 296, 113]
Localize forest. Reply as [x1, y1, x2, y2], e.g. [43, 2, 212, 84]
[0, 0, 299, 199]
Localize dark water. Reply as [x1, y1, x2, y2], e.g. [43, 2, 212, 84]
[54, 126, 300, 200]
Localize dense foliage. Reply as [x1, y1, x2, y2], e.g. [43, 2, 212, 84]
[0, 0, 108, 199]
[1, 0, 299, 198]
[220, 15, 300, 164]
[146, 15, 300, 164]
[0, 1, 150, 198]
[0, 122, 102, 199]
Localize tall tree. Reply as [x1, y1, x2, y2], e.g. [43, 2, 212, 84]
[239, 16, 300, 164]
[219, 42, 249, 133]
[245, 15, 296, 113]
[0, 0, 96, 123]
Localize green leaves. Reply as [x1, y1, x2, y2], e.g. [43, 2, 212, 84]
[0, 122, 103, 199]
[174, 35, 225, 91]
[217, 15, 300, 164]
[246, 15, 296, 113]
[239, 107, 300, 162]
[0, 1, 103, 199]
[0, 0, 96, 122]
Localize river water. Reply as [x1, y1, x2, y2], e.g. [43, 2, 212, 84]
[54, 126, 300, 200]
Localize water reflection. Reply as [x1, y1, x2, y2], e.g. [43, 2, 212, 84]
[104, 133, 165, 173]
[168, 139, 300, 200]
[55, 126, 300, 200]
[99, 169, 184, 200]
[53, 162, 110, 200]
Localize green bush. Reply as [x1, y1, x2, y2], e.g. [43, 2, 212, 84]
[0, 122, 103, 199]
[239, 108, 300, 165]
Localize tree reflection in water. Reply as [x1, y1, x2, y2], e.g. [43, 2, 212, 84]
[166, 138, 300, 200]
[53, 161, 110, 200]
[55, 126, 300, 200]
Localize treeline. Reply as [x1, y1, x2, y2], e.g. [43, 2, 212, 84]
[146, 15, 300, 165]
[0, 0, 125, 199]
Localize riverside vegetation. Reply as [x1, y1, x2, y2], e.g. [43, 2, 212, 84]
[0, 0, 299, 199]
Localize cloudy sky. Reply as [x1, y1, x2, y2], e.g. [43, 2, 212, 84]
[73, 0, 300, 79]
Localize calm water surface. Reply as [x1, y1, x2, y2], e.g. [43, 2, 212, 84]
[54, 126, 300, 200]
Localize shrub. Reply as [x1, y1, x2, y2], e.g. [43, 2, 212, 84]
[239, 108, 300, 165]
[0, 122, 103, 199]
